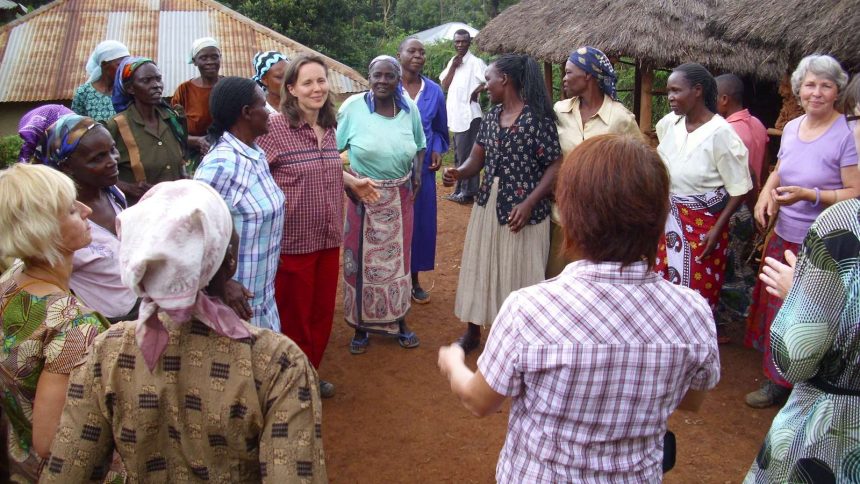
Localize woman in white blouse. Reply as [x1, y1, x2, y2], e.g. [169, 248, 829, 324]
[654, 63, 752, 341]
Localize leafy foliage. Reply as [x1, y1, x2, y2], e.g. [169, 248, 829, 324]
[0, 135, 23, 169]
[221, 0, 517, 75]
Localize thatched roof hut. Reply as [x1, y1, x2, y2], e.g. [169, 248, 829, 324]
[475, 0, 788, 80]
[711, 0, 860, 73]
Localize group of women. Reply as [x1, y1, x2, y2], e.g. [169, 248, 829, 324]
[2, 28, 860, 482]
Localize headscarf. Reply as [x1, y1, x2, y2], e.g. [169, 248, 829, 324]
[568, 46, 618, 100]
[112, 56, 154, 113]
[252, 51, 289, 89]
[189, 37, 220, 64]
[365, 55, 411, 114]
[17, 105, 73, 163]
[44, 114, 99, 168]
[85, 40, 130, 84]
[117, 180, 251, 371]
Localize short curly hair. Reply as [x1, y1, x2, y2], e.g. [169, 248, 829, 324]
[0, 163, 77, 266]
[790, 54, 848, 98]
[556, 134, 669, 269]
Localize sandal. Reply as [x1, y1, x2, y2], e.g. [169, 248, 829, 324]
[411, 286, 430, 304]
[398, 331, 420, 349]
[349, 335, 369, 355]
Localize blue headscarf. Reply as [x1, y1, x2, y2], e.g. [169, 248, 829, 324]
[365, 55, 410, 114]
[568, 46, 618, 100]
[43, 114, 128, 208]
[44, 114, 99, 168]
[112, 56, 155, 113]
[252, 51, 289, 89]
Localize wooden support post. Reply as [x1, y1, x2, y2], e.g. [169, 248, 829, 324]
[544, 61, 553, 99]
[559, 63, 566, 100]
[633, 61, 642, 125]
[638, 65, 654, 132]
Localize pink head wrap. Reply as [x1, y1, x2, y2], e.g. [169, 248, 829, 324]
[117, 180, 251, 371]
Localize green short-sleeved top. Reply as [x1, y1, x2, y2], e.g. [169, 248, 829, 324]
[71, 83, 117, 122]
[0, 261, 109, 482]
[104, 104, 186, 186]
[336, 93, 426, 180]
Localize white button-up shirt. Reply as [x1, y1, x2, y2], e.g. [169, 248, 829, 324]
[440, 51, 487, 132]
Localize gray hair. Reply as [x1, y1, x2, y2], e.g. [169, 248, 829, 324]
[790, 54, 848, 97]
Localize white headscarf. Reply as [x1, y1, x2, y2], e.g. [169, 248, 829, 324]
[117, 180, 250, 371]
[85, 40, 130, 83]
[189, 37, 220, 64]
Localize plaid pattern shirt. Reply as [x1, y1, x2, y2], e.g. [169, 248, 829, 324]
[194, 132, 285, 331]
[478, 260, 720, 483]
[257, 114, 343, 254]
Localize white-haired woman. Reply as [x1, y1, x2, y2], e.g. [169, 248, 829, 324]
[745, 54, 860, 408]
[0, 164, 109, 482]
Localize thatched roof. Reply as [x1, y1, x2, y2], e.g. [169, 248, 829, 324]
[475, 0, 788, 80]
[710, 0, 860, 73]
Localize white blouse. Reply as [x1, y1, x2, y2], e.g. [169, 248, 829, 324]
[656, 112, 752, 197]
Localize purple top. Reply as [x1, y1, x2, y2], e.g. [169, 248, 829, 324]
[776, 115, 858, 243]
[17, 105, 73, 163]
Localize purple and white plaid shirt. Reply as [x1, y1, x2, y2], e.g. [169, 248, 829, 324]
[478, 260, 720, 483]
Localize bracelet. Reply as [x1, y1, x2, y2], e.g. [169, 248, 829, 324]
[812, 187, 821, 207]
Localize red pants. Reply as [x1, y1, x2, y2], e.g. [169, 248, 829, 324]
[274, 247, 339, 368]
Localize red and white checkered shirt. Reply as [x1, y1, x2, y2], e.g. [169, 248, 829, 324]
[478, 260, 720, 483]
[257, 114, 343, 255]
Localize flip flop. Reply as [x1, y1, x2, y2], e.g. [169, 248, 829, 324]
[349, 335, 369, 355]
[398, 331, 420, 349]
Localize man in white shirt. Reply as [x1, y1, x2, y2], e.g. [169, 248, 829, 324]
[440, 30, 487, 204]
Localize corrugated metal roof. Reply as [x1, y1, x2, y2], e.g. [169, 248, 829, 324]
[0, 0, 368, 102]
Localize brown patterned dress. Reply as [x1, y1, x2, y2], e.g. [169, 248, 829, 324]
[41, 317, 327, 483]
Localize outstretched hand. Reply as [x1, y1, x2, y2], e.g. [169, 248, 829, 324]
[442, 167, 460, 187]
[351, 178, 380, 204]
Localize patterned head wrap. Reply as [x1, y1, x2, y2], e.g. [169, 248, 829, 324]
[365, 55, 410, 114]
[85, 40, 130, 84]
[112, 56, 155, 113]
[252, 51, 289, 89]
[568, 46, 618, 100]
[117, 180, 251, 371]
[17, 104, 73, 163]
[189, 37, 220, 64]
[44, 114, 100, 168]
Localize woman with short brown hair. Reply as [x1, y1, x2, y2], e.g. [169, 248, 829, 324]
[439, 134, 720, 482]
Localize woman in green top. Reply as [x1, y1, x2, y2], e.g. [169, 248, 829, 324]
[0, 163, 109, 482]
[337, 55, 426, 354]
[70, 40, 130, 121]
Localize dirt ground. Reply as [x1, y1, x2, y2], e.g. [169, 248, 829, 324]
[319, 180, 780, 483]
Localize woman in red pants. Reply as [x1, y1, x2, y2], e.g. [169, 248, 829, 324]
[258, 54, 377, 398]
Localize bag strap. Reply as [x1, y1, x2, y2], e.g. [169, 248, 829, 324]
[114, 113, 147, 184]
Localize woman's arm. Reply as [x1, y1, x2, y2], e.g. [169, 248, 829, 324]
[754, 160, 781, 228]
[698, 195, 744, 260]
[32, 371, 70, 457]
[437, 345, 506, 417]
[343, 172, 380, 204]
[442, 142, 485, 183]
[508, 157, 562, 233]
